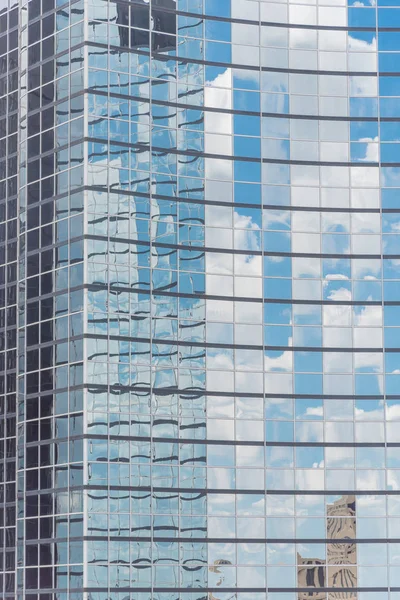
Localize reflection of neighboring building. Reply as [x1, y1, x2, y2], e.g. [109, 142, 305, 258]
[209, 559, 232, 574]
[151, 0, 176, 51]
[297, 555, 326, 600]
[297, 496, 357, 600]
[208, 558, 232, 591]
[297, 564, 358, 599]
[116, 0, 176, 51]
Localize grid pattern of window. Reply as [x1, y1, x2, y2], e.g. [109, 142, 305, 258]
[17, 0, 85, 598]
[8, 0, 400, 598]
[0, 0, 18, 597]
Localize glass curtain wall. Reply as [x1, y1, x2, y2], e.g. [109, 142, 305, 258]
[8, 0, 400, 599]
[0, 0, 18, 597]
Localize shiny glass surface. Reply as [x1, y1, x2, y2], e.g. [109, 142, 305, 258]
[6, 0, 400, 598]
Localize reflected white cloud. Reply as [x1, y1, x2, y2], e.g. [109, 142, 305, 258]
[358, 136, 379, 162]
[205, 69, 232, 180]
[265, 346, 293, 372]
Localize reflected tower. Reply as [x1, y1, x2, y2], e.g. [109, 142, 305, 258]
[297, 495, 357, 600]
[4, 0, 400, 599]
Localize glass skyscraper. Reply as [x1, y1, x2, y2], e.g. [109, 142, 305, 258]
[4, 0, 400, 597]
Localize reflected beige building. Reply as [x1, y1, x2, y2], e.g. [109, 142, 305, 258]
[297, 496, 357, 600]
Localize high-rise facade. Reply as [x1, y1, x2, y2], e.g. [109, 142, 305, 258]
[3, 0, 400, 598]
